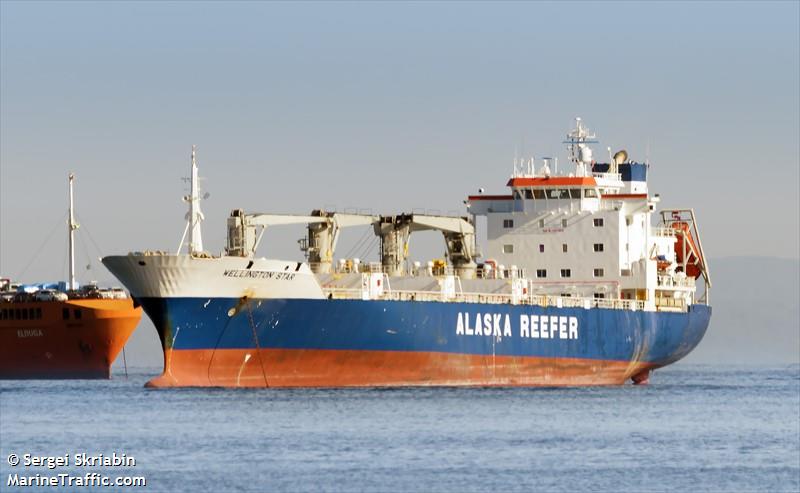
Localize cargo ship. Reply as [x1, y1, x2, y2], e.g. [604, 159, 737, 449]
[103, 121, 711, 388]
[0, 174, 142, 379]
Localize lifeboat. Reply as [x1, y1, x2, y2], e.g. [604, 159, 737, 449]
[671, 221, 704, 279]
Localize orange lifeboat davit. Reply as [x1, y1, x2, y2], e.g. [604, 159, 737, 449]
[671, 221, 704, 279]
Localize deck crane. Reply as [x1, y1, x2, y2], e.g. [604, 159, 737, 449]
[374, 214, 478, 278]
[225, 209, 378, 273]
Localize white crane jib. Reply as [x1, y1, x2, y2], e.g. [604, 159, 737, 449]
[225, 209, 379, 273]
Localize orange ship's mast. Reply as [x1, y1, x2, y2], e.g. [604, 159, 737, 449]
[67, 173, 79, 291]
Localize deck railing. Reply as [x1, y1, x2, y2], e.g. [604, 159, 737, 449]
[657, 275, 695, 288]
[323, 285, 651, 311]
[651, 227, 677, 237]
[655, 296, 686, 311]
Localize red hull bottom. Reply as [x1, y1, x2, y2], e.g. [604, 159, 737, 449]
[146, 348, 657, 388]
[1, 369, 112, 379]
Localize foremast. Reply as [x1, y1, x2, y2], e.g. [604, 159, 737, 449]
[178, 145, 207, 255]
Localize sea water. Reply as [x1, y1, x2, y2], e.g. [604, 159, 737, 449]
[1, 365, 798, 492]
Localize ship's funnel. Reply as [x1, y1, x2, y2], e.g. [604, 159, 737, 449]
[613, 150, 628, 166]
[611, 149, 628, 174]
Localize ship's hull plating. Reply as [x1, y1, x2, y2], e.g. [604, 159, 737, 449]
[0, 299, 142, 379]
[139, 297, 711, 387]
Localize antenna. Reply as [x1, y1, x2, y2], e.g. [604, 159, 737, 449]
[563, 117, 598, 177]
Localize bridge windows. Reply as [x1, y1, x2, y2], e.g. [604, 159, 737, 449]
[547, 189, 571, 199]
[513, 189, 536, 200]
[526, 188, 588, 200]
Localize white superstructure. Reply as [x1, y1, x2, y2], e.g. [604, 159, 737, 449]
[467, 118, 709, 310]
[104, 120, 710, 314]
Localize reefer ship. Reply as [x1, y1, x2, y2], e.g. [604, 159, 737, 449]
[103, 121, 711, 388]
[0, 174, 142, 379]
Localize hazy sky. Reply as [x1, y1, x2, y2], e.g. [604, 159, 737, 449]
[2, 1, 798, 282]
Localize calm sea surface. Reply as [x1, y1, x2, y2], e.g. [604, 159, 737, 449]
[1, 365, 798, 493]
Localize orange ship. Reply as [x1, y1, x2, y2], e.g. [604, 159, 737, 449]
[0, 174, 142, 379]
[0, 291, 141, 379]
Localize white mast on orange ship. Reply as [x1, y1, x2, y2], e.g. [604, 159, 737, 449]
[67, 173, 80, 291]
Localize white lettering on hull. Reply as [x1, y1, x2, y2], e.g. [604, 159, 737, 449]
[456, 313, 579, 340]
[223, 270, 296, 281]
[17, 329, 44, 338]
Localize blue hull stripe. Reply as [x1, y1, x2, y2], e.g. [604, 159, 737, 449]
[141, 298, 711, 367]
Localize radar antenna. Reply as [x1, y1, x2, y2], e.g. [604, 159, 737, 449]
[563, 117, 599, 177]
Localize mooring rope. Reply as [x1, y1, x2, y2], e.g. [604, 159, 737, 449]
[244, 299, 270, 388]
[122, 345, 129, 379]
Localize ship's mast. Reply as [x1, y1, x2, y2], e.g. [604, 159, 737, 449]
[187, 145, 204, 254]
[67, 173, 79, 290]
[563, 117, 598, 177]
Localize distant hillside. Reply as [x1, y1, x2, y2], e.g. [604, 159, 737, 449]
[114, 256, 800, 371]
[682, 256, 799, 365]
